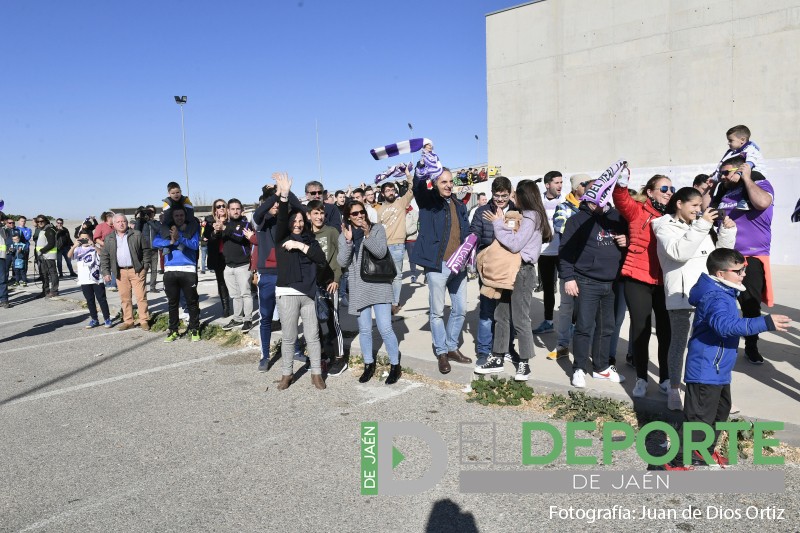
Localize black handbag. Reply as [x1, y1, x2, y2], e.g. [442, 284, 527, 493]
[360, 245, 397, 283]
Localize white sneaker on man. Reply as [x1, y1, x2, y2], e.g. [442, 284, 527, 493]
[632, 378, 648, 398]
[592, 365, 625, 383]
[572, 369, 586, 388]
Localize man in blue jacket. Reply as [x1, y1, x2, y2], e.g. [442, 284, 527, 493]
[153, 205, 201, 342]
[412, 168, 472, 374]
[666, 248, 789, 470]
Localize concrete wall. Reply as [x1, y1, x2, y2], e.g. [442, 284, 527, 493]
[486, 0, 800, 264]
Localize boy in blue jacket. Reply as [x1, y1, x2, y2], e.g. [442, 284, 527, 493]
[667, 249, 790, 469]
[153, 205, 201, 342]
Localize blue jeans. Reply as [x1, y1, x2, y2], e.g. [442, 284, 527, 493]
[572, 275, 616, 373]
[0, 257, 8, 302]
[405, 241, 418, 277]
[388, 244, 405, 306]
[426, 261, 467, 356]
[358, 303, 399, 364]
[200, 245, 208, 271]
[257, 273, 278, 360]
[477, 292, 497, 356]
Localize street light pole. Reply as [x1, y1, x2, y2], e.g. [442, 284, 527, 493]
[174, 96, 190, 198]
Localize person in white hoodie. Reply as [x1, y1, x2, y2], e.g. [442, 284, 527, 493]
[653, 187, 737, 410]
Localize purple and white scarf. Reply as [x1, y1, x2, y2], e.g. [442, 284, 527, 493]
[581, 159, 628, 207]
[414, 150, 443, 182]
[375, 162, 413, 184]
[370, 138, 432, 160]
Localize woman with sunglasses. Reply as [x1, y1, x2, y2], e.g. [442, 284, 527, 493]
[338, 200, 401, 385]
[273, 173, 330, 390]
[653, 187, 737, 410]
[612, 174, 675, 399]
[203, 199, 232, 317]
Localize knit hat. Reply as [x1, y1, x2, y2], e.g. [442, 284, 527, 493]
[569, 174, 591, 191]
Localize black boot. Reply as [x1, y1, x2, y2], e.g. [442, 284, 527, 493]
[385, 357, 402, 385]
[359, 363, 376, 383]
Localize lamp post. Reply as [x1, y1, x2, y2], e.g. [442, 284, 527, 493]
[174, 95, 190, 198]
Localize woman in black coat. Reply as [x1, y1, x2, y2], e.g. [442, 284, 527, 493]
[203, 199, 231, 317]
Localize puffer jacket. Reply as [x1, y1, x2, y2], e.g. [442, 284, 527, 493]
[685, 273, 774, 385]
[653, 215, 737, 310]
[612, 184, 663, 285]
[476, 211, 523, 298]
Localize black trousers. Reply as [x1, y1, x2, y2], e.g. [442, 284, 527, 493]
[39, 257, 59, 294]
[538, 255, 558, 320]
[143, 249, 159, 290]
[57, 247, 76, 276]
[624, 278, 671, 382]
[674, 383, 731, 465]
[739, 256, 766, 351]
[164, 271, 200, 331]
[81, 284, 110, 321]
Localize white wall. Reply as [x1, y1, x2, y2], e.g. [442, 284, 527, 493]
[486, 0, 800, 264]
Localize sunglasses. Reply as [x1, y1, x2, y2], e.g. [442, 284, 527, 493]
[718, 169, 741, 177]
[307, 190, 323, 196]
[349, 210, 365, 217]
[214, 204, 226, 209]
[725, 265, 747, 276]
[658, 186, 676, 194]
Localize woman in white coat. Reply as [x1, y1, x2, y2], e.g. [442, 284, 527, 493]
[653, 187, 737, 410]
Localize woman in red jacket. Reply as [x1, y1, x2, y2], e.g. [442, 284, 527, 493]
[612, 175, 674, 399]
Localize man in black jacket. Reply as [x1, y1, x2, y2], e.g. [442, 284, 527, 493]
[559, 199, 628, 390]
[54, 218, 76, 278]
[217, 198, 254, 332]
[34, 216, 59, 297]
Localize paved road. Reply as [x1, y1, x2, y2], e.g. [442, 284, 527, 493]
[1, 295, 799, 532]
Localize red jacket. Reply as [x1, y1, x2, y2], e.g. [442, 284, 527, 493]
[612, 185, 663, 286]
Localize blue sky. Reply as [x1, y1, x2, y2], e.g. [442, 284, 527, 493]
[1, 0, 514, 218]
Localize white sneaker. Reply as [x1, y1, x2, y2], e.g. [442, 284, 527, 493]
[632, 378, 648, 398]
[592, 365, 625, 383]
[659, 380, 670, 395]
[572, 369, 586, 388]
[667, 388, 683, 411]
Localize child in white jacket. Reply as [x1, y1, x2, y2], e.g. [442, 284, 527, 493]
[653, 187, 737, 410]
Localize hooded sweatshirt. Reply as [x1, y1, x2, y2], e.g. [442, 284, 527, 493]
[558, 203, 628, 283]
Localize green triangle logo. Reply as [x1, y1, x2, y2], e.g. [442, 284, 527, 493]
[392, 446, 405, 469]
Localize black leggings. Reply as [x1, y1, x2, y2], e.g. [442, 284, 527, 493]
[81, 284, 110, 321]
[538, 255, 558, 321]
[624, 278, 671, 382]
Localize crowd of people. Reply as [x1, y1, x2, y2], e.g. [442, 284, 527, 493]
[0, 127, 793, 467]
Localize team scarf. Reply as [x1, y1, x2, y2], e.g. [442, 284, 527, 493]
[580, 159, 628, 207]
[370, 138, 432, 160]
[375, 162, 413, 184]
